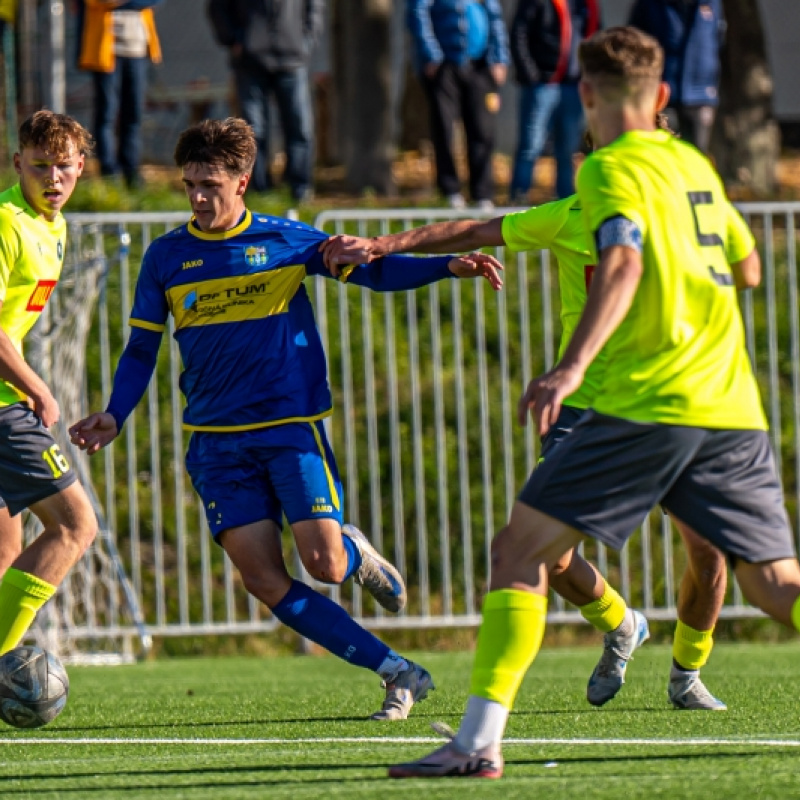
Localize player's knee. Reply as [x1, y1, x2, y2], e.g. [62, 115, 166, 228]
[69, 494, 98, 553]
[548, 551, 573, 579]
[490, 526, 512, 571]
[302, 549, 347, 585]
[0, 539, 22, 575]
[688, 543, 727, 586]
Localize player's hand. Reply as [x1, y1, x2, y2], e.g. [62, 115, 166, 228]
[517, 364, 584, 434]
[490, 63, 507, 87]
[423, 61, 441, 79]
[30, 389, 60, 429]
[319, 235, 380, 277]
[68, 412, 119, 455]
[448, 252, 504, 290]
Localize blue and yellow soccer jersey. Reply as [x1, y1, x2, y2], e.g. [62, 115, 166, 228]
[576, 129, 763, 430]
[0, 183, 66, 406]
[502, 196, 601, 410]
[123, 211, 454, 432]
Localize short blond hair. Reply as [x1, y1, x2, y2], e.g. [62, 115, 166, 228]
[579, 26, 663, 95]
[18, 110, 93, 158]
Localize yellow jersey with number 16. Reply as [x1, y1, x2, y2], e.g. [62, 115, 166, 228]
[0, 183, 67, 407]
[576, 129, 764, 430]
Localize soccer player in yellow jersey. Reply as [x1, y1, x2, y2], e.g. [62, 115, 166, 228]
[0, 111, 98, 656]
[381, 26, 800, 779]
[321, 145, 747, 713]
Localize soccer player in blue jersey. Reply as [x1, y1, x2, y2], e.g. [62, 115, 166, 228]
[69, 117, 504, 720]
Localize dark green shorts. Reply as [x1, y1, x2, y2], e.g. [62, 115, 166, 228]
[519, 410, 795, 564]
[0, 403, 77, 515]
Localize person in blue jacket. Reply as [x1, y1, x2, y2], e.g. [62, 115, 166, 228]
[629, 0, 725, 154]
[69, 117, 503, 722]
[407, 0, 510, 210]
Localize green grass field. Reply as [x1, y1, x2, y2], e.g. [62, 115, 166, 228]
[2, 642, 799, 799]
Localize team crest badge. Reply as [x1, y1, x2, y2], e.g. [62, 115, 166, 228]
[244, 245, 268, 267]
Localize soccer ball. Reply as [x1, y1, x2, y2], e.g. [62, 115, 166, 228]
[0, 646, 69, 728]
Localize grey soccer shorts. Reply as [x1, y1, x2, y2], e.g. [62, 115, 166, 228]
[0, 403, 77, 515]
[519, 410, 795, 564]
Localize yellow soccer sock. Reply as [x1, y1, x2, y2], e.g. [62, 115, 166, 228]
[469, 589, 547, 708]
[672, 620, 714, 670]
[791, 594, 800, 634]
[0, 567, 56, 655]
[580, 579, 628, 633]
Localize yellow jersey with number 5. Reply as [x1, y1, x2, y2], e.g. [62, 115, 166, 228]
[0, 183, 67, 407]
[576, 129, 764, 430]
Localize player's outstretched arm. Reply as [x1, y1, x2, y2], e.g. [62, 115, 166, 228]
[319, 218, 505, 276]
[307, 248, 504, 292]
[69, 413, 118, 455]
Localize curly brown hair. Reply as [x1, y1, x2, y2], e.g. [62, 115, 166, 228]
[173, 118, 257, 176]
[579, 26, 664, 90]
[18, 110, 93, 157]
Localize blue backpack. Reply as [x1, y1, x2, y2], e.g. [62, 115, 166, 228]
[465, 0, 490, 60]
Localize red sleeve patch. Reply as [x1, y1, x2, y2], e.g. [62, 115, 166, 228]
[26, 280, 57, 312]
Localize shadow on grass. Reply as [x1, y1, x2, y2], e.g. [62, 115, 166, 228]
[2, 749, 791, 793]
[27, 702, 672, 735]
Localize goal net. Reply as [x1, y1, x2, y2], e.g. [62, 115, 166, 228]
[23, 225, 151, 664]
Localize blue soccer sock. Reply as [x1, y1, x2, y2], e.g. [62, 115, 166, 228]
[341, 529, 362, 583]
[271, 579, 389, 671]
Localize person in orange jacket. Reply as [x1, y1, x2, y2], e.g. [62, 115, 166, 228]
[77, 0, 162, 188]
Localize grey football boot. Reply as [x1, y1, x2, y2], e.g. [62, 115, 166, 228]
[342, 524, 407, 613]
[587, 609, 650, 706]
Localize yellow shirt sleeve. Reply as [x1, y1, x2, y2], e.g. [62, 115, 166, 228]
[725, 203, 756, 264]
[501, 197, 573, 253]
[576, 154, 647, 261]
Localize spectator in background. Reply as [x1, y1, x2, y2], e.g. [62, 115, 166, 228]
[207, 0, 323, 203]
[509, 0, 601, 203]
[0, 0, 16, 39]
[77, 0, 163, 189]
[407, 0, 509, 211]
[628, 0, 725, 155]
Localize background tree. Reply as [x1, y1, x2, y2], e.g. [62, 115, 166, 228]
[713, 0, 779, 195]
[331, 0, 395, 195]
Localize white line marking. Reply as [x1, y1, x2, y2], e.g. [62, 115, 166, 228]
[1, 737, 799, 747]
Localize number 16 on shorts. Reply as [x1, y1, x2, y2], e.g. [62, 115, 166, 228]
[42, 444, 70, 479]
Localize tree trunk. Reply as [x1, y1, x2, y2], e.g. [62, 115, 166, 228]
[332, 0, 395, 195]
[399, 60, 429, 152]
[712, 0, 779, 195]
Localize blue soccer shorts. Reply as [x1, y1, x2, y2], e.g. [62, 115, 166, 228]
[185, 420, 344, 540]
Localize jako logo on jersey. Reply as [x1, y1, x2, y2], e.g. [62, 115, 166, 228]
[244, 245, 268, 267]
[182, 259, 204, 270]
[26, 280, 57, 312]
[57, 240, 63, 260]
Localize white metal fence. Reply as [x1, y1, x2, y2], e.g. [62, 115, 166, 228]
[49, 203, 800, 649]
